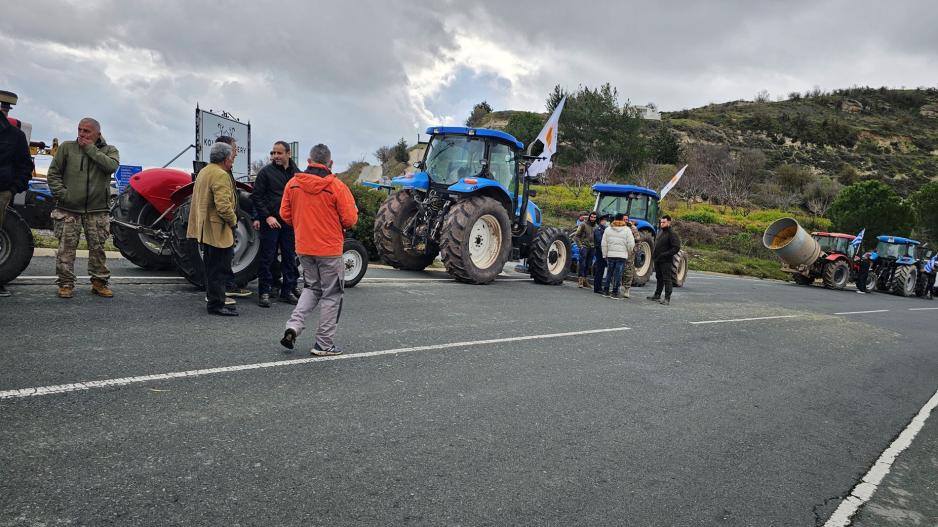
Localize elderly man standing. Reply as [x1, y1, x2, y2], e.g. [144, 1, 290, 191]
[47, 117, 119, 299]
[279, 144, 357, 356]
[188, 142, 239, 316]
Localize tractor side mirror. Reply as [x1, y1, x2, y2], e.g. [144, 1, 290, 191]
[412, 161, 424, 170]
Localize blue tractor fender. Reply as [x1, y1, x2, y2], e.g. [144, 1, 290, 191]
[447, 177, 514, 211]
[896, 256, 918, 266]
[632, 218, 656, 235]
[390, 171, 430, 192]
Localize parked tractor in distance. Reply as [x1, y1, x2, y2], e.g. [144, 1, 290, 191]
[590, 184, 688, 287]
[762, 218, 861, 290]
[373, 127, 570, 285]
[870, 235, 929, 297]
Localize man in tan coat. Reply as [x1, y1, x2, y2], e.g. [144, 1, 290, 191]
[188, 142, 239, 316]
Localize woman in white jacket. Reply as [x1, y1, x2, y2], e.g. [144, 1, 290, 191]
[601, 213, 636, 299]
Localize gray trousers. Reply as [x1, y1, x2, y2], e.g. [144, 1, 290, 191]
[286, 255, 345, 349]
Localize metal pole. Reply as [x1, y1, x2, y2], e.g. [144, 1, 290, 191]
[163, 144, 195, 168]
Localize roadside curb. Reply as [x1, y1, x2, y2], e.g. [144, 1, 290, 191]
[33, 248, 125, 259]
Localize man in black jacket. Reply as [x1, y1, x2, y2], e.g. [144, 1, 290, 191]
[647, 215, 681, 305]
[251, 141, 300, 307]
[0, 90, 36, 297]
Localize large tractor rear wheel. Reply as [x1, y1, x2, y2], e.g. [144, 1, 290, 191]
[528, 226, 570, 285]
[822, 260, 850, 290]
[673, 250, 688, 287]
[110, 187, 174, 270]
[440, 196, 511, 284]
[169, 195, 260, 289]
[0, 207, 34, 284]
[374, 190, 437, 270]
[891, 265, 917, 297]
[631, 231, 654, 286]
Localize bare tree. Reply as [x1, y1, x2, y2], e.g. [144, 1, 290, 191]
[803, 177, 841, 217]
[250, 157, 269, 176]
[682, 144, 765, 211]
[630, 164, 672, 193]
[558, 152, 618, 197]
[374, 146, 391, 165]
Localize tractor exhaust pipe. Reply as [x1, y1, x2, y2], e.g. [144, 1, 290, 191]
[762, 217, 821, 269]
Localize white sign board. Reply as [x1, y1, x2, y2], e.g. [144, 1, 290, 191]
[195, 108, 250, 179]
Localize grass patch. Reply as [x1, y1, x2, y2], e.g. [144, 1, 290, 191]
[686, 245, 789, 280]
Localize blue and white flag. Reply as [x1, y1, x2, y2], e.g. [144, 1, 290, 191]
[851, 229, 865, 250]
[926, 255, 937, 274]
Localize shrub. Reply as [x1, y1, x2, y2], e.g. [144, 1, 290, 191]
[678, 210, 719, 224]
[347, 184, 389, 257]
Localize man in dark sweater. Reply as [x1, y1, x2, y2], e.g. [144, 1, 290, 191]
[647, 215, 681, 305]
[0, 90, 35, 297]
[251, 141, 300, 307]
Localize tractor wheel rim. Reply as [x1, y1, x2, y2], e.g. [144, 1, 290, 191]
[136, 203, 167, 255]
[468, 214, 502, 269]
[636, 241, 651, 275]
[547, 240, 567, 275]
[231, 218, 259, 273]
[344, 249, 363, 281]
[835, 267, 847, 285]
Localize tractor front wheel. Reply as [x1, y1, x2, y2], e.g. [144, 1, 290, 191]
[0, 208, 34, 285]
[374, 190, 438, 271]
[342, 238, 369, 288]
[528, 226, 570, 285]
[891, 265, 917, 297]
[631, 231, 654, 286]
[673, 250, 688, 287]
[822, 260, 850, 290]
[440, 196, 511, 284]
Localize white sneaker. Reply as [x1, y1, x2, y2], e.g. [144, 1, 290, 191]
[205, 296, 237, 305]
[855, 290, 866, 294]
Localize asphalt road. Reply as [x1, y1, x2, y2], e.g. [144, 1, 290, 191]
[2, 257, 937, 526]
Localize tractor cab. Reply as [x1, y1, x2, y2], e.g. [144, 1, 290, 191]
[874, 235, 919, 263]
[812, 232, 857, 259]
[591, 184, 660, 233]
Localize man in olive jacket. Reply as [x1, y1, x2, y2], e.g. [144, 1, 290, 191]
[47, 117, 119, 299]
[188, 142, 239, 316]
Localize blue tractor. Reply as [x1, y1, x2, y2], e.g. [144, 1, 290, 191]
[373, 126, 571, 285]
[589, 183, 688, 287]
[870, 235, 929, 297]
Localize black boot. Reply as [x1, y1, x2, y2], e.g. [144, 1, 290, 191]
[258, 293, 271, 308]
[646, 295, 660, 301]
[280, 328, 297, 350]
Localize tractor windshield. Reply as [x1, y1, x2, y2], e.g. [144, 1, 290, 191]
[815, 236, 852, 255]
[875, 241, 916, 259]
[595, 194, 654, 222]
[488, 142, 518, 193]
[423, 135, 486, 185]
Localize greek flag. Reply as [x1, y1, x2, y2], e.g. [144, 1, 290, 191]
[926, 255, 937, 274]
[851, 229, 865, 250]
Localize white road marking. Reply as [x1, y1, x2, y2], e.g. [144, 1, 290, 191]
[833, 310, 890, 315]
[360, 277, 531, 282]
[824, 386, 938, 527]
[908, 307, 938, 311]
[690, 315, 801, 325]
[16, 275, 183, 280]
[0, 326, 631, 400]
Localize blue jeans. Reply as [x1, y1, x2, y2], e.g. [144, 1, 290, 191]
[578, 246, 594, 277]
[605, 258, 625, 295]
[257, 223, 298, 296]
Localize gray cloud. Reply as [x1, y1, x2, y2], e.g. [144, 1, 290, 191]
[3, 0, 936, 170]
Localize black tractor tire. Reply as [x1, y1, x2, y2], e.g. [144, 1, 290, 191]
[891, 265, 917, 297]
[374, 190, 438, 270]
[631, 231, 655, 286]
[673, 250, 688, 287]
[822, 260, 850, 290]
[792, 273, 814, 285]
[110, 187, 174, 270]
[865, 271, 878, 292]
[439, 196, 512, 284]
[528, 226, 571, 285]
[169, 196, 260, 289]
[0, 207, 34, 284]
[342, 238, 369, 288]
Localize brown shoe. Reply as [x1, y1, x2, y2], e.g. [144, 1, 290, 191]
[57, 286, 74, 299]
[91, 279, 113, 298]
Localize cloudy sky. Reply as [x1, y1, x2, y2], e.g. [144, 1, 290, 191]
[3, 0, 937, 172]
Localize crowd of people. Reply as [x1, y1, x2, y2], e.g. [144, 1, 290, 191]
[572, 210, 682, 305]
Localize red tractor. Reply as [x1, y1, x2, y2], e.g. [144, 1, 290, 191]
[110, 168, 369, 288]
[763, 219, 862, 290]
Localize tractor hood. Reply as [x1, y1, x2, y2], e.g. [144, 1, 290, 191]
[390, 171, 430, 191]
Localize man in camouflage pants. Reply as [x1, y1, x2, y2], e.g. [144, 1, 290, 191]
[47, 118, 119, 298]
[619, 215, 642, 298]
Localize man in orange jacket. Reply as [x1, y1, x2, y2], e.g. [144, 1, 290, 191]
[279, 144, 358, 356]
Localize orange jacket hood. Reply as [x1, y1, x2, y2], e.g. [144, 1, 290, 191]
[290, 171, 337, 195]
